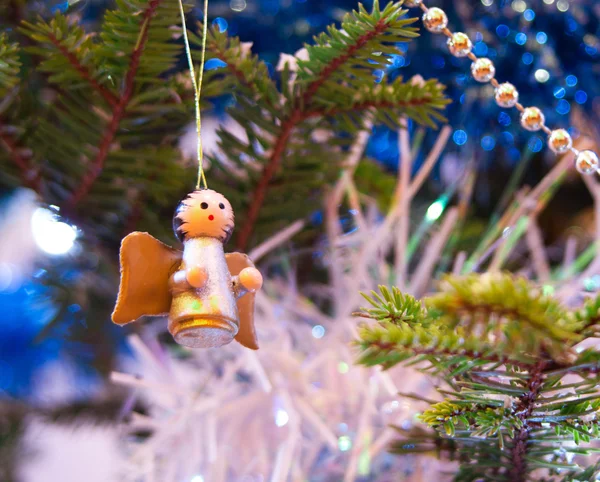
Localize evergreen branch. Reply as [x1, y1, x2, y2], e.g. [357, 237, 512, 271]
[427, 273, 580, 361]
[234, 87, 445, 250]
[0, 33, 20, 95]
[235, 110, 303, 250]
[67, 0, 162, 208]
[45, 32, 118, 107]
[205, 31, 275, 103]
[0, 117, 39, 190]
[305, 96, 439, 119]
[509, 362, 545, 482]
[300, 16, 390, 107]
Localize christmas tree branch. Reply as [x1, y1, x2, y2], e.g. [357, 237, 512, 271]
[67, 0, 162, 208]
[0, 117, 38, 190]
[207, 38, 263, 98]
[300, 17, 390, 108]
[509, 362, 545, 482]
[46, 32, 119, 108]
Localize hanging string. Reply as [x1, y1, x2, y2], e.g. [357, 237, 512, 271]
[177, 0, 209, 190]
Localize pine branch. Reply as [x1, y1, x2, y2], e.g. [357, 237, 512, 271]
[0, 116, 39, 190]
[67, 0, 163, 208]
[509, 362, 545, 482]
[300, 15, 390, 107]
[45, 31, 118, 107]
[233, 2, 446, 250]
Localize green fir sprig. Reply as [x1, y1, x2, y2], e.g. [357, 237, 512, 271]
[356, 273, 600, 481]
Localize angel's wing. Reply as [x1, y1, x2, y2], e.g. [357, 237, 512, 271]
[112, 232, 182, 325]
[226, 252, 259, 350]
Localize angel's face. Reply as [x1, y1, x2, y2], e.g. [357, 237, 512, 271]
[174, 190, 234, 243]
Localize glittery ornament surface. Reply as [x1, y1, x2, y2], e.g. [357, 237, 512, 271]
[548, 129, 573, 154]
[520, 107, 545, 132]
[422, 7, 448, 33]
[576, 150, 599, 175]
[447, 32, 472, 57]
[471, 58, 495, 83]
[495, 83, 519, 108]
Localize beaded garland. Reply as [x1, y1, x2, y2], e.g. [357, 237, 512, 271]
[405, 1, 599, 176]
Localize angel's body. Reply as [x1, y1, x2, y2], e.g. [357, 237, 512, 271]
[112, 189, 262, 349]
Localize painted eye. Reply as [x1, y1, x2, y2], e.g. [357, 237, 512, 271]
[201, 202, 208, 209]
[219, 203, 225, 209]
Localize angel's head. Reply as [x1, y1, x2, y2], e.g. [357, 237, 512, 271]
[173, 189, 235, 243]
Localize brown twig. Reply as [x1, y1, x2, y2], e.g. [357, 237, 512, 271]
[47, 32, 119, 108]
[67, 0, 162, 208]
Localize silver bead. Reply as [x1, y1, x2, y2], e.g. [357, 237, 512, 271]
[447, 32, 472, 57]
[495, 83, 519, 108]
[422, 7, 448, 33]
[548, 129, 573, 154]
[471, 58, 495, 83]
[575, 150, 599, 175]
[520, 107, 545, 132]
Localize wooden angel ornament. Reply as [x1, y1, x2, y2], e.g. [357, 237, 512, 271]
[111, 189, 263, 349]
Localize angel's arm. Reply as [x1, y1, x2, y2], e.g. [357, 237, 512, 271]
[232, 267, 263, 299]
[170, 266, 208, 293]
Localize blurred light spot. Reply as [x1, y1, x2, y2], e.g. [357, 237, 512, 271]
[338, 362, 349, 374]
[575, 90, 588, 104]
[481, 0, 493, 5]
[536, 32, 547, 44]
[459, 93, 466, 104]
[481, 136, 496, 151]
[534, 69, 550, 83]
[31, 208, 76, 256]
[191, 476, 204, 482]
[553, 87, 566, 99]
[498, 112, 511, 126]
[522, 52, 533, 64]
[496, 25, 510, 38]
[425, 200, 445, 222]
[556, 99, 570, 115]
[566, 75, 578, 87]
[543, 0, 555, 3]
[312, 325, 325, 339]
[212, 17, 228, 33]
[515, 33, 527, 45]
[275, 409, 289, 427]
[524, 9, 535, 21]
[512, 0, 527, 13]
[230, 0, 246, 11]
[205, 58, 227, 70]
[474, 42, 488, 56]
[453, 130, 468, 146]
[501, 131, 515, 145]
[543, 285, 555, 296]
[556, 0, 569, 11]
[373, 69, 385, 83]
[392, 55, 405, 68]
[567, 18, 577, 32]
[528, 136, 543, 152]
[475, 32, 483, 42]
[338, 436, 352, 452]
